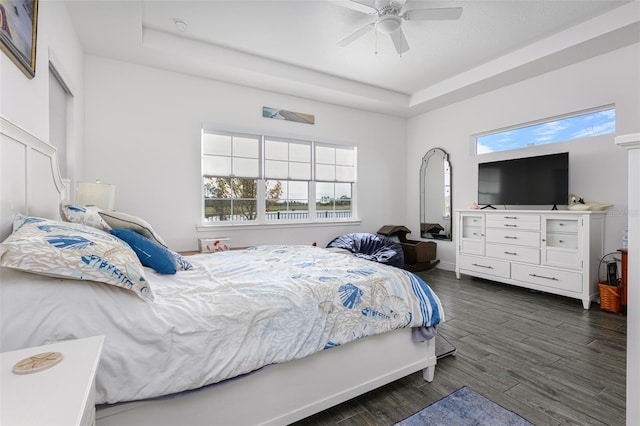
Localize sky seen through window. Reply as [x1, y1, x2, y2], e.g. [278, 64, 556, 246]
[476, 108, 615, 154]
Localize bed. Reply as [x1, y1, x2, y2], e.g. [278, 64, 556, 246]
[0, 117, 444, 426]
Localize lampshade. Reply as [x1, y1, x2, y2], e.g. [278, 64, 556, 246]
[75, 181, 115, 211]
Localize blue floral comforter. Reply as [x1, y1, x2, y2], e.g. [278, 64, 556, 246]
[150, 245, 445, 385]
[0, 244, 444, 404]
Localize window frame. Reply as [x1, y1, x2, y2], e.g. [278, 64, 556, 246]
[200, 126, 359, 229]
[474, 105, 616, 155]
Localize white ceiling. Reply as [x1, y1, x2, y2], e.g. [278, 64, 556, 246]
[64, 0, 640, 117]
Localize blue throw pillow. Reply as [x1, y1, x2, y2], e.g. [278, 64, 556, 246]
[110, 228, 177, 275]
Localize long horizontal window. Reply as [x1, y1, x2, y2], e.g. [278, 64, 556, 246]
[202, 128, 357, 224]
[476, 106, 615, 154]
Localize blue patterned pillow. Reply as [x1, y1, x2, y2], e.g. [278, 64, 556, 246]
[110, 228, 177, 275]
[59, 203, 111, 232]
[0, 217, 152, 300]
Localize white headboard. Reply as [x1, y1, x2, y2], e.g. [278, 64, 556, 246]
[0, 116, 66, 241]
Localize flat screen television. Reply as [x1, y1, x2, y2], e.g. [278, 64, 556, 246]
[478, 152, 569, 208]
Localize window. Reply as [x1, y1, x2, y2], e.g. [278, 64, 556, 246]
[264, 137, 311, 221]
[202, 129, 357, 224]
[49, 63, 72, 178]
[315, 144, 355, 220]
[202, 132, 260, 222]
[475, 106, 615, 155]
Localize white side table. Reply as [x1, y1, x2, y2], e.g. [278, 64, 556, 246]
[1, 335, 105, 426]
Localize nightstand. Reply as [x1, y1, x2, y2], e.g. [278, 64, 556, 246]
[1, 335, 105, 426]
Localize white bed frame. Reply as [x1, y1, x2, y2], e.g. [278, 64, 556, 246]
[0, 116, 438, 426]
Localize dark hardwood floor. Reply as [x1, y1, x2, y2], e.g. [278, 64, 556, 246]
[294, 269, 626, 426]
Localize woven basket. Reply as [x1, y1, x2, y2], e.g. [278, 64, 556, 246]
[599, 283, 621, 314]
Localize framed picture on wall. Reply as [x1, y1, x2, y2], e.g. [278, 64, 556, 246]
[0, 0, 38, 79]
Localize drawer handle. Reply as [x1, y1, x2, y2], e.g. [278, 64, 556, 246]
[504, 251, 518, 256]
[529, 273, 559, 281]
[472, 263, 493, 269]
[504, 224, 518, 227]
[504, 236, 518, 239]
[504, 216, 518, 219]
[559, 240, 565, 243]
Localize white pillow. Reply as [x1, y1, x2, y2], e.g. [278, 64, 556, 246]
[0, 217, 153, 301]
[98, 211, 167, 247]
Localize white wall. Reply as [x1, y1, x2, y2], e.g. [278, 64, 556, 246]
[407, 43, 640, 271]
[0, 1, 84, 185]
[82, 56, 407, 251]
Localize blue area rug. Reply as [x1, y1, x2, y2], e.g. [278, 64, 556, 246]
[394, 386, 533, 426]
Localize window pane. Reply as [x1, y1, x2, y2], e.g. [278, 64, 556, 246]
[290, 143, 310, 162]
[336, 148, 354, 166]
[233, 157, 259, 178]
[335, 182, 351, 200]
[229, 178, 257, 199]
[233, 137, 259, 158]
[265, 159, 288, 179]
[288, 181, 308, 198]
[265, 140, 288, 160]
[203, 155, 231, 176]
[289, 162, 310, 180]
[316, 146, 334, 164]
[316, 182, 334, 199]
[203, 133, 231, 155]
[265, 180, 309, 221]
[265, 180, 283, 200]
[315, 182, 352, 219]
[476, 107, 615, 154]
[316, 164, 335, 181]
[335, 165, 355, 182]
[204, 199, 231, 221]
[232, 199, 257, 221]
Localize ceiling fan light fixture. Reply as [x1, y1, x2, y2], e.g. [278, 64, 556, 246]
[376, 15, 401, 34]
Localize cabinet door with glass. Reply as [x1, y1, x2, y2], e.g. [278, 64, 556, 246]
[541, 216, 582, 269]
[459, 213, 485, 256]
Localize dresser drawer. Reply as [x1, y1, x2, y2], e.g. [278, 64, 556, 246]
[486, 214, 540, 230]
[512, 263, 582, 293]
[461, 239, 484, 255]
[458, 255, 510, 278]
[544, 248, 581, 269]
[486, 228, 540, 247]
[486, 244, 540, 264]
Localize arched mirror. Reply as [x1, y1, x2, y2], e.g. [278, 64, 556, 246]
[420, 148, 452, 240]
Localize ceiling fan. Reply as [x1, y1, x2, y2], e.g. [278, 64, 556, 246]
[336, 0, 462, 55]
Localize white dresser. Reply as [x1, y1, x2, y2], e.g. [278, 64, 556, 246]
[455, 209, 604, 309]
[1, 335, 104, 426]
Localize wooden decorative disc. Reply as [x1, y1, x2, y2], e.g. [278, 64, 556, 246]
[12, 352, 64, 374]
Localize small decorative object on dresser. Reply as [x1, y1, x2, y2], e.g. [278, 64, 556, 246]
[455, 209, 604, 309]
[567, 193, 613, 211]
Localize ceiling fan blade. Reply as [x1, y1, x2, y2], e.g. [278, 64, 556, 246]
[389, 27, 410, 54]
[331, 0, 378, 14]
[402, 7, 463, 21]
[337, 22, 375, 47]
